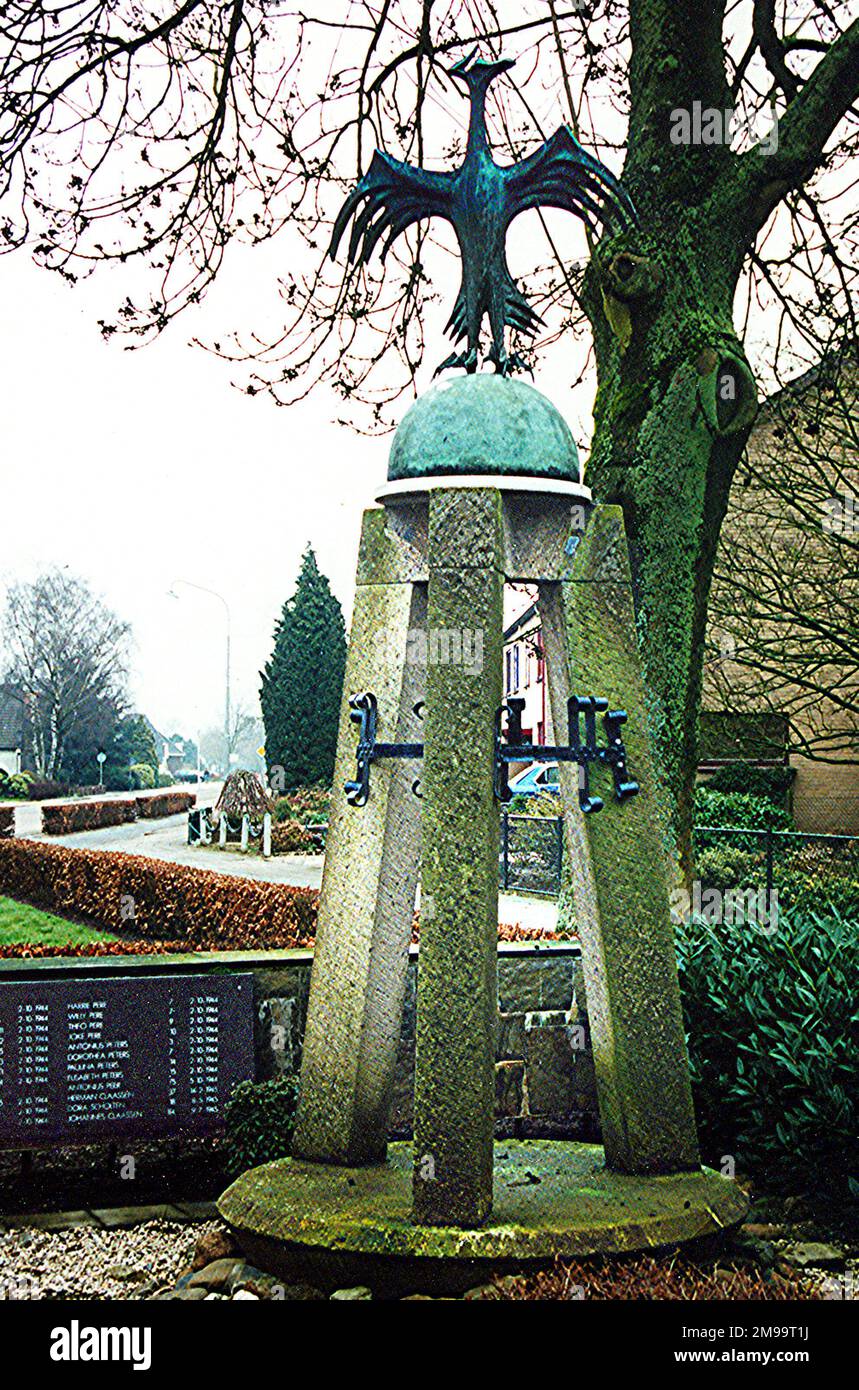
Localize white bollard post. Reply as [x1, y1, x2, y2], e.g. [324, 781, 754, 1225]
[241, 814, 249, 853]
[219, 815, 227, 849]
[263, 812, 272, 859]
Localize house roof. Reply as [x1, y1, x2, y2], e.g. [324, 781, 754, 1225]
[504, 602, 540, 643]
[0, 685, 25, 751]
[757, 338, 857, 417]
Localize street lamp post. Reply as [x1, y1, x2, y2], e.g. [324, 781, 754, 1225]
[168, 580, 231, 778]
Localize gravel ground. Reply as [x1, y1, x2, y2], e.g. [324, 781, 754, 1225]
[0, 1221, 219, 1300]
[0, 1214, 854, 1301]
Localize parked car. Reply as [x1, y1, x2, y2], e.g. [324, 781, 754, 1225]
[507, 761, 560, 797]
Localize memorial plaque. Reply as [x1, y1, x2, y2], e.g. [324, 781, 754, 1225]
[0, 974, 254, 1148]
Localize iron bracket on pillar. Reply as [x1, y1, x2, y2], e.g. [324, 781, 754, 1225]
[494, 695, 639, 813]
[344, 692, 424, 806]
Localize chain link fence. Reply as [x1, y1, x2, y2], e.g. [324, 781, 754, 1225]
[693, 825, 859, 920]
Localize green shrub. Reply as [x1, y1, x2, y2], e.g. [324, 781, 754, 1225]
[776, 867, 859, 922]
[694, 844, 758, 893]
[129, 762, 156, 790]
[223, 1076, 300, 1178]
[695, 789, 792, 853]
[676, 907, 858, 1196]
[705, 762, 794, 806]
[0, 771, 31, 800]
[506, 791, 559, 817]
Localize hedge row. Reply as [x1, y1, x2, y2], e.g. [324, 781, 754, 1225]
[40, 789, 197, 835]
[0, 806, 14, 838]
[0, 840, 318, 949]
[136, 790, 196, 819]
[0, 839, 553, 953]
[41, 799, 138, 835]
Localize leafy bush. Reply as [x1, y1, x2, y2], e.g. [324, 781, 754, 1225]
[130, 762, 156, 790]
[705, 762, 794, 806]
[676, 907, 858, 1196]
[223, 1076, 300, 1179]
[0, 840, 318, 949]
[27, 779, 70, 800]
[695, 789, 793, 853]
[270, 819, 315, 855]
[136, 789, 195, 818]
[41, 798, 138, 834]
[506, 791, 560, 817]
[776, 866, 859, 922]
[273, 786, 330, 824]
[156, 772, 175, 788]
[0, 806, 14, 838]
[695, 844, 757, 893]
[0, 770, 31, 800]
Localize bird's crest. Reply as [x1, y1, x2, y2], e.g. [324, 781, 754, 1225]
[448, 50, 515, 91]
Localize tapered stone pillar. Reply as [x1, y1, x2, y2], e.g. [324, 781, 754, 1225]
[292, 508, 426, 1165]
[220, 379, 748, 1285]
[538, 506, 699, 1174]
[412, 489, 504, 1226]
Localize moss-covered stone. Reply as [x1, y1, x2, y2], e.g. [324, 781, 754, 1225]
[413, 489, 504, 1227]
[217, 1140, 747, 1296]
[292, 566, 427, 1167]
[538, 505, 699, 1176]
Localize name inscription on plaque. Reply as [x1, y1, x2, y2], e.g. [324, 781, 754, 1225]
[0, 974, 254, 1148]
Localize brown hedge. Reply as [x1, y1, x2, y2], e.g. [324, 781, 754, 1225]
[41, 799, 139, 835]
[0, 806, 14, 838]
[270, 819, 315, 855]
[0, 839, 318, 949]
[0, 840, 556, 954]
[136, 790, 196, 818]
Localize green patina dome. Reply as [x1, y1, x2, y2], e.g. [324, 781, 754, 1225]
[388, 375, 580, 484]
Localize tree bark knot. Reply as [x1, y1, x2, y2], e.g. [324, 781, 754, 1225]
[693, 348, 759, 437]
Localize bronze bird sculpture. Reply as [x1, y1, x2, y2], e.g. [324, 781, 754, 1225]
[329, 51, 636, 376]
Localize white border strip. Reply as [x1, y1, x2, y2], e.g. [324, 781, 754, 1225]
[376, 473, 593, 504]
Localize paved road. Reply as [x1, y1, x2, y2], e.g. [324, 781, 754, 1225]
[11, 782, 224, 840]
[10, 790, 557, 932]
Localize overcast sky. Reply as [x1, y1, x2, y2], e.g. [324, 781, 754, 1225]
[0, 227, 595, 743]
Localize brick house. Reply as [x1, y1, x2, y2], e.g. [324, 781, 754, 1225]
[502, 357, 859, 834]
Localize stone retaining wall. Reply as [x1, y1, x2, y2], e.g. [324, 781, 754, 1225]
[0, 943, 599, 1140]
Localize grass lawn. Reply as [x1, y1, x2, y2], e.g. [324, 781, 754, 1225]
[0, 896, 117, 947]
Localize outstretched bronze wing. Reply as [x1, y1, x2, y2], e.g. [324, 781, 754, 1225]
[329, 150, 454, 267]
[503, 126, 636, 231]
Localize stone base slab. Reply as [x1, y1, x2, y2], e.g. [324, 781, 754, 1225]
[218, 1141, 748, 1296]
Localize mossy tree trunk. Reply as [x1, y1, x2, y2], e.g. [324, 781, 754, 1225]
[581, 1, 859, 879]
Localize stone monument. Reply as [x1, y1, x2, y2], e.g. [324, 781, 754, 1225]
[218, 53, 746, 1292]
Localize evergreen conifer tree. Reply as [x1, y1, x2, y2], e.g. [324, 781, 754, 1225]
[260, 547, 346, 789]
